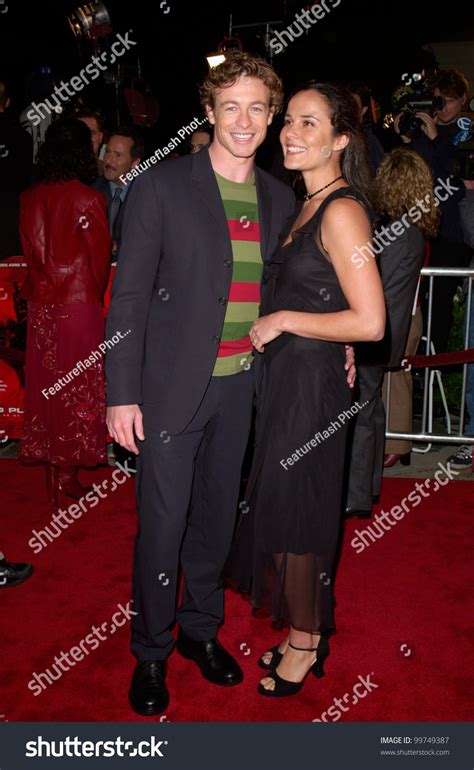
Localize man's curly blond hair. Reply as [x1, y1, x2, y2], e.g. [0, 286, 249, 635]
[199, 51, 284, 114]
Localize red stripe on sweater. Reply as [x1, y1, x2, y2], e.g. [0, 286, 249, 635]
[227, 220, 261, 241]
[216, 336, 252, 358]
[228, 282, 261, 303]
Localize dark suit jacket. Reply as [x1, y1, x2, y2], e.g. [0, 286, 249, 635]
[92, 176, 132, 255]
[105, 146, 295, 433]
[358, 221, 425, 368]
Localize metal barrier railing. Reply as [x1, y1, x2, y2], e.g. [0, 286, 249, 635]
[385, 267, 474, 446]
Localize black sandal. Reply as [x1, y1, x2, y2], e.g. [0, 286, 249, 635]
[258, 637, 329, 697]
[259, 634, 329, 677]
[258, 643, 286, 671]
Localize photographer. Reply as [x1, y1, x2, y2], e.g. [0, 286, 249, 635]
[394, 69, 472, 352]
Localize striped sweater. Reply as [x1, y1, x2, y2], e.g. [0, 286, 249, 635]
[212, 170, 262, 377]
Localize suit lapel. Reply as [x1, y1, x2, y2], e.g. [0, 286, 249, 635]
[191, 150, 273, 261]
[255, 167, 272, 261]
[191, 147, 229, 239]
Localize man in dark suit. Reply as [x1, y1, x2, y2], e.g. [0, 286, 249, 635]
[344, 222, 425, 518]
[105, 52, 296, 716]
[92, 127, 144, 261]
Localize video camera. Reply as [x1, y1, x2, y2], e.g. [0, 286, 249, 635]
[392, 80, 445, 139]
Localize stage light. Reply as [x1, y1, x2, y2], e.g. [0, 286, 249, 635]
[206, 53, 226, 68]
[206, 35, 242, 68]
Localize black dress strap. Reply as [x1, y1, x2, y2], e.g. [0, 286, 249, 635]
[307, 185, 372, 258]
[313, 185, 371, 222]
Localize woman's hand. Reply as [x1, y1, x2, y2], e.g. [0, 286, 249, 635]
[344, 344, 357, 389]
[250, 312, 284, 353]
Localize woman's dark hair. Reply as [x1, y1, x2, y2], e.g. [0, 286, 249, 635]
[36, 118, 97, 184]
[289, 82, 373, 208]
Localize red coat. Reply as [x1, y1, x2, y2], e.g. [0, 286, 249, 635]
[19, 179, 111, 304]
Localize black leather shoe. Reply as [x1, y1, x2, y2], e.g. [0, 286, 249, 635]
[177, 629, 243, 686]
[0, 557, 33, 588]
[128, 660, 169, 716]
[344, 507, 372, 520]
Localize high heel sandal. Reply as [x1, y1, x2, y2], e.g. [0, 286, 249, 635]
[258, 636, 330, 697]
[258, 643, 286, 671]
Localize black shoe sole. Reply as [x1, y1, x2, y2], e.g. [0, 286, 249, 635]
[128, 692, 169, 717]
[177, 645, 244, 686]
[344, 511, 371, 520]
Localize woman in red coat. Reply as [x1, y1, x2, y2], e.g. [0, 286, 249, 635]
[19, 118, 111, 504]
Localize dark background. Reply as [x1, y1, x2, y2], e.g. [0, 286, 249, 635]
[0, 0, 472, 150]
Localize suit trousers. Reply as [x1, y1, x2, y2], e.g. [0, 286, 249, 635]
[345, 364, 385, 511]
[426, 238, 472, 353]
[383, 307, 423, 454]
[131, 367, 255, 661]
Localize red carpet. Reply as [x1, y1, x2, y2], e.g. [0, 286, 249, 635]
[1, 459, 473, 723]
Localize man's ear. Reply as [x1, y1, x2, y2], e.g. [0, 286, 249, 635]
[131, 158, 140, 170]
[267, 107, 275, 126]
[205, 103, 216, 125]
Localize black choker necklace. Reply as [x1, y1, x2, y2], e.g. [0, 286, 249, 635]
[303, 175, 343, 202]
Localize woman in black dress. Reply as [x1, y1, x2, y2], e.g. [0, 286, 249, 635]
[227, 83, 385, 697]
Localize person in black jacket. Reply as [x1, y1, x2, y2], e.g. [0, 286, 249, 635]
[394, 69, 471, 352]
[105, 52, 296, 717]
[92, 127, 143, 261]
[345, 147, 440, 516]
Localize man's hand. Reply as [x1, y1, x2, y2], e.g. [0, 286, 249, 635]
[344, 345, 356, 389]
[415, 112, 438, 140]
[106, 404, 144, 455]
[393, 113, 412, 144]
